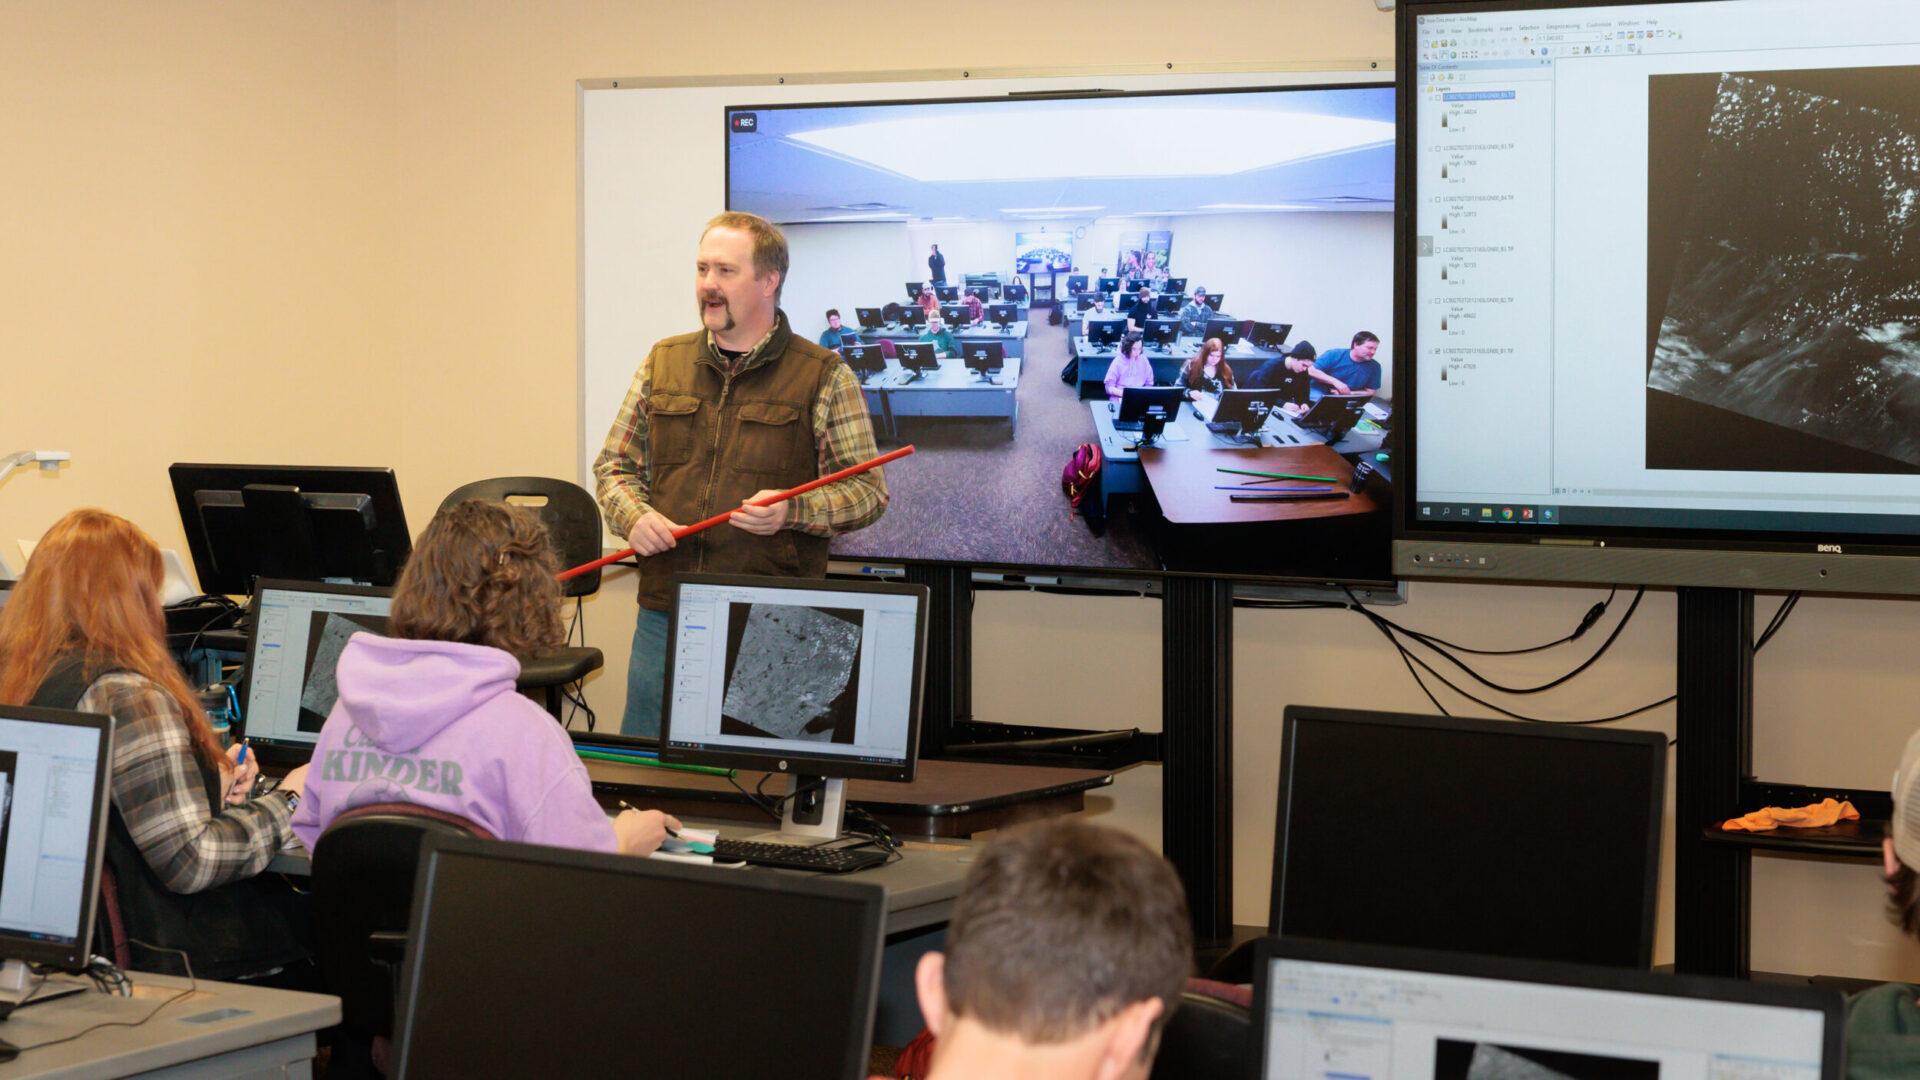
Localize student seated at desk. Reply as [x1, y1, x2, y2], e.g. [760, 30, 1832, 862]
[920, 311, 960, 358]
[917, 286, 940, 320]
[1125, 286, 1157, 334]
[1248, 340, 1318, 414]
[289, 500, 678, 857]
[894, 820, 1192, 1080]
[1104, 333, 1156, 403]
[817, 307, 857, 353]
[1177, 287, 1213, 338]
[0, 510, 313, 983]
[963, 291, 985, 327]
[1178, 336, 1236, 399]
[1080, 294, 1112, 326]
[1310, 330, 1382, 395]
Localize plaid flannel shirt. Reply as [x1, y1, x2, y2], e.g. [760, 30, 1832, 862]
[593, 318, 889, 544]
[81, 673, 293, 895]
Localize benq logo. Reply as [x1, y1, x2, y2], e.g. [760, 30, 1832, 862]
[730, 112, 758, 133]
[1817, 543, 1843, 554]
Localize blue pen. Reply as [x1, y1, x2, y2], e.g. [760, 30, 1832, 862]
[236, 740, 249, 765]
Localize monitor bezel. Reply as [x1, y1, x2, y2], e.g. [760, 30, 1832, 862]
[238, 577, 396, 754]
[656, 572, 929, 784]
[167, 462, 412, 598]
[1392, 0, 1920, 596]
[0, 706, 114, 971]
[1250, 935, 1844, 1080]
[1272, 705, 1665, 967]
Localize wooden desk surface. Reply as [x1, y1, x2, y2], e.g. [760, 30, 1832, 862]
[1139, 443, 1375, 524]
[584, 757, 1113, 839]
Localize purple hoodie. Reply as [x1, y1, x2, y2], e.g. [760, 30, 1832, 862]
[289, 633, 617, 854]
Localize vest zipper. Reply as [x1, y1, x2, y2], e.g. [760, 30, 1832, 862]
[699, 368, 732, 574]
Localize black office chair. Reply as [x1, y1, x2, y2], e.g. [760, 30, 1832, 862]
[438, 477, 606, 718]
[1151, 979, 1254, 1079]
[311, 803, 495, 1079]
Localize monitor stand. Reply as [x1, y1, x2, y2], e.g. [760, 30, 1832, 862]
[744, 775, 849, 846]
[0, 959, 86, 1011]
[1124, 416, 1167, 453]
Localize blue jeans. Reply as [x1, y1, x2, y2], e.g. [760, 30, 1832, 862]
[621, 606, 671, 738]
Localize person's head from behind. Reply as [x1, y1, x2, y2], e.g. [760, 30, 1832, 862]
[697, 211, 787, 335]
[1886, 728, 1920, 938]
[390, 500, 565, 663]
[915, 819, 1191, 1080]
[0, 508, 222, 768]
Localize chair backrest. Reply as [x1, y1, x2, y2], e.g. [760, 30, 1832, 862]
[1150, 979, 1252, 1080]
[438, 476, 605, 597]
[311, 803, 495, 1038]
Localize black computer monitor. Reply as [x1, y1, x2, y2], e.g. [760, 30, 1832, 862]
[239, 579, 394, 756]
[1002, 283, 1027, 303]
[1116, 385, 1187, 445]
[903, 281, 922, 301]
[0, 705, 114, 993]
[1097, 276, 1120, 293]
[1249, 321, 1293, 351]
[1144, 319, 1180, 347]
[1210, 388, 1285, 439]
[392, 834, 888, 1080]
[966, 286, 991, 302]
[1154, 293, 1181, 314]
[841, 343, 886, 380]
[1204, 318, 1242, 346]
[1067, 274, 1089, 294]
[659, 574, 928, 842]
[897, 306, 926, 328]
[1252, 937, 1842, 1080]
[1125, 277, 1148, 292]
[1293, 394, 1369, 441]
[1074, 293, 1098, 312]
[1085, 317, 1126, 347]
[1166, 276, 1187, 293]
[939, 304, 965, 326]
[1272, 706, 1665, 968]
[168, 464, 412, 597]
[962, 341, 1005, 379]
[1258, 367, 1312, 408]
[987, 303, 1016, 329]
[855, 307, 885, 330]
[935, 285, 959, 302]
[1202, 292, 1224, 311]
[894, 341, 940, 377]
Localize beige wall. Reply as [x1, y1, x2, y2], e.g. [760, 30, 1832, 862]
[4, 0, 1917, 980]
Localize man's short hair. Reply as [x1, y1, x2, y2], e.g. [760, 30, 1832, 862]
[1352, 330, 1381, 348]
[703, 211, 789, 301]
[825, 308, 840, 320]
[942, 819, 1191, 1045]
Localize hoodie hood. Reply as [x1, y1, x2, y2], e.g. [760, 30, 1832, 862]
[331, 633, 522, 754]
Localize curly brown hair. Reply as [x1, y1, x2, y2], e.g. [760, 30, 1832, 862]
[389, 500, 566, 662]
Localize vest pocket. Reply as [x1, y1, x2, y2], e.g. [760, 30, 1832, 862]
[732, 401, 806, 476]
[646, 393, 703, 466]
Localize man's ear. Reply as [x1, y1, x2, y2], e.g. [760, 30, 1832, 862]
[915, 951, 950, 1038]
[1092, 997, 1166, 1080]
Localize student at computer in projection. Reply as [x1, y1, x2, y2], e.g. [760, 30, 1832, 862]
[920, 311, 960, 357]
[917, 285, 939, 319]
[1310, 330, 1382, 395]
[1081, 293, 1113, 326]
[289, 500, 679, 857]
[1104, 333, 1156, 403]
[1247, 340, 1319, 416]
[1178, 336, 1237, 400]
[0, 509, 314, 983]
[1847, 727, 1920, 1077]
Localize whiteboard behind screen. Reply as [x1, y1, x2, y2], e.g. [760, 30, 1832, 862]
[578, 65, 1385, 504]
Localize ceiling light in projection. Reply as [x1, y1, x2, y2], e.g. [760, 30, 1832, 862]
[788, 108, 1392, 182]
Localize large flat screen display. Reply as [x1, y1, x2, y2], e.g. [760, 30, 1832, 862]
[726, 84, 1398, 587]
[1396, 0, 1920, 594]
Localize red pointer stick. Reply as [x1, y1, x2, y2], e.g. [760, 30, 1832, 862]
[557, 444, 915, 582]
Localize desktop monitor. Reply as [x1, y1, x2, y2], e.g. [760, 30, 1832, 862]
[1166, 276, 1188, 293]
[1097, 276, 1120, 293]
[1003, 283, 1027, 303]
[1273, 706, 1664, 968]
[1252, 937, 1841, 1080]
[935, 285, 959, 302]
[1294, 394, 1369, 442]
[939, 304, 964, 326]
[842, 343, 886, 380]
[393, 834, 888, 1080]
[966, 286, 991, 302]
[1201, 292, 1224, 311]
[1261, 368, 1312, 408]
[1204, 317, 1242, 346]
[1144, 319, 1180, 348]
[903, 281, 922, 300]
[1249, 321, 1293, 351]
[1117, 385, 1187, 431]
[987, 303, 1016, 329]
[855, 306, 885, 330]
[1154, 293, 1182, 314]
[1066, 274, 1089, 294]
[0, 706, 114, 983]
[963, 341, 1005, 378]
[168, 463, 412, 597]
[659, 574, 928, 842]
[239, 579, 394, 756]
[897, 305, 926, 328]
[1210, 388, 1285, 438]
[1074, 293, 1099, 312]
[894, 341, 940, 377]
[1125, 277, 1148, 292]
[1085, 317, 1126, 347]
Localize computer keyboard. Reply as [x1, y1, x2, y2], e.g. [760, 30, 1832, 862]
[709, 838, 891, 873]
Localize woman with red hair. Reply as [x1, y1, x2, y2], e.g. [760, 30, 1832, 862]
[0, 509, 310, 981]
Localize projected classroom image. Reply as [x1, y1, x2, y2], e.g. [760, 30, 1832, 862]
[726, 86, 1397, 583]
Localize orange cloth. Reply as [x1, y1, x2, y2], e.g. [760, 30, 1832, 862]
[1720, 798, 1860, 831]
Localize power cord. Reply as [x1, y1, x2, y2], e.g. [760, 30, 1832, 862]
[9, 941, 196, 1055]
